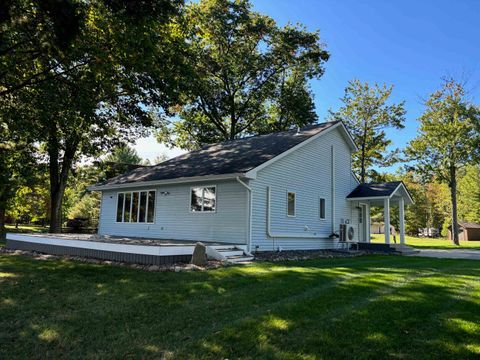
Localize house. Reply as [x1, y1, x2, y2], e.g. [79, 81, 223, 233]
[6, 121, 414, 263]
[371, 222, 396, 235]
[448, 222, 480, 241]
[88, 121, 413, 253]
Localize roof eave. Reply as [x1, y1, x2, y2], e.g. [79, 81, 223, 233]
[88, 172, 250, 191]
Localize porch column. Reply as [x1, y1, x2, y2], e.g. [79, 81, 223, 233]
[399, 197, 405, 245]
[366, 202, 371, 243]
[384, 198, 390, 244]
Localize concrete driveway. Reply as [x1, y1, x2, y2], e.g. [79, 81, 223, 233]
[408, 248, 480, 260]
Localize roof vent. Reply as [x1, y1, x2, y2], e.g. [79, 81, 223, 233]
[295, 126, 301, 135]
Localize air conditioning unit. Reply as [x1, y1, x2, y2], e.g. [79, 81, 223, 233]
[339, 224, 355, 242]
[347, 226, 355, 241]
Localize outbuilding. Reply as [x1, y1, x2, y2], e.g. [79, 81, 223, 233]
[448, 222, 480, 241]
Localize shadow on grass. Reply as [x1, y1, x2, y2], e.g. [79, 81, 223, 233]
[1, 254, 479, 359]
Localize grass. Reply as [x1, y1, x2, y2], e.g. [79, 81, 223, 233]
[371, 233, 480, 249]
[1, 253, 480, 359]
[4, 224, 48, 234]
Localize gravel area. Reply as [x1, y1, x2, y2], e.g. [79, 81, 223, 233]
[254, 249, 366, 262]
[0, 247, 224, 272]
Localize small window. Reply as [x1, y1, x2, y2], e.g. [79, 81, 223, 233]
[190, 186, 216, 212]
[116, 190, 155, 223]
[287, 192, 296, 217]
[319, 198, 326, 219]
[116, 193, 124, 222]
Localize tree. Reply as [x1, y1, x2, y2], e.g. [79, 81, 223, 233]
[157, 0, 329, 149]
[457, 165, 480, 223]
[6, 0, 186, 233]
[406, 79, 480, 245]
[330, 79, 406, 183]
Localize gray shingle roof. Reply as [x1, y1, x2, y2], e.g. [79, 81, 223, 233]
[459, 222, 480, 229]
[95, 121, 341, 187]
[346, 181, 402, 198]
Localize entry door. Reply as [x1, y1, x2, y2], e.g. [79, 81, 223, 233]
[358, 204, 368, 242]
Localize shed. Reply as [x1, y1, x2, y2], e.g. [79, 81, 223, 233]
[448, 222, 480, 241]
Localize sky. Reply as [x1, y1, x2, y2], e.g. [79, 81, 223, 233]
[134, 0, 480, 166]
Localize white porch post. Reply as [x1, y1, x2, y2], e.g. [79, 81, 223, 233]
[399, 197, 405, 245]
[384, 198, 390, 244]
[366, 202, 371, 243]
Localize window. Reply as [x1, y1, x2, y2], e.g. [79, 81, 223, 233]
[287, 191, 296, 217]
[116, 190, 155, 223]
[190, 186, 216, 212]
[319, 198, 326, 219]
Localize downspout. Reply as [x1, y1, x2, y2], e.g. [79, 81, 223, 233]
[236, 177, 252, 253]
[331, 145, 336, 233]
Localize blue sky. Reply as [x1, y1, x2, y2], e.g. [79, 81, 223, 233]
[135, 0, 480, 165]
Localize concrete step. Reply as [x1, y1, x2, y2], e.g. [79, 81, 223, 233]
[226, 255, 255, 264]
[217, 249, 245, 257]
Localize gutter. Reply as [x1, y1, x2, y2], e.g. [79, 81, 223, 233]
[236, 177, 252, 253]
[88, 173, 247, 191]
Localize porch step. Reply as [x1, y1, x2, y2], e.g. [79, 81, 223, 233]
[216, 248, 245, 257]
[207, 245, 254, 264]
[226, 255, 255, 264]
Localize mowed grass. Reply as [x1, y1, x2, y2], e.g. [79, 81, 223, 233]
[1, 253, 480, 359]
[371, 233, 480, 249]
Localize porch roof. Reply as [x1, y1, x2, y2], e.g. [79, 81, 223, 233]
[346, 181, 414, 205]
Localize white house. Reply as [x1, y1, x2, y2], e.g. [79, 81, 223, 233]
[89, 120, 413, 253]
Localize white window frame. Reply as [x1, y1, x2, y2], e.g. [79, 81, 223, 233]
[189, 185, 217, 213]
[286, 190, 296, 217]
[319, 197, 326, 220]
[115, 189, 156, 224]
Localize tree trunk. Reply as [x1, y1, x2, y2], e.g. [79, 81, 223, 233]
[360, 144, 367, 184]
[449, 165, 460, 246]
[0, 204, 5, 239]
[48, 126, 77, 233]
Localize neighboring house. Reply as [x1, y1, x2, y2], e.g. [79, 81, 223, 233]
[371, 222, 396, 235]
[89, 121, 414, 252]
[448, 222, 480, 241]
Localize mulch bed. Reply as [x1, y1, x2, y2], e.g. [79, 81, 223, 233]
[254, 249, 366, 262]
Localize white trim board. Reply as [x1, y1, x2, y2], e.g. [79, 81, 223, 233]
[6, 233, 195, 256]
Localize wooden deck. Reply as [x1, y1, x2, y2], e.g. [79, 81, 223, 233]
[5, 233, 246, 265]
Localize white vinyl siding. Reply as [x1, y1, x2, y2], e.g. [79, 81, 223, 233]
[250, 127, 359, 251]
[99, 180, 247, 244]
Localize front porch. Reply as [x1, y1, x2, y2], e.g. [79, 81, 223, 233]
[347, 181, 414, 245]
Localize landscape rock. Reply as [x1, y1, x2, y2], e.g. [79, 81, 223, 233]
[191, 242, 207, 266]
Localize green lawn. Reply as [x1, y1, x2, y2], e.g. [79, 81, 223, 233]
[371, 233, 480, 249]
[4, 224, 48, 234]
[1, 253, 480, 359]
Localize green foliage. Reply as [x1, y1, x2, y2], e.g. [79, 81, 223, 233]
[330, 79, 406, 183]
[68, 193, 101, 227]
[157, 0, 329, 149]
[406, 79, 480, 243]
[457, 164, 480, 223]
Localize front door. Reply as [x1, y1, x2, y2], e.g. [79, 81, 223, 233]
[358, 203, 368, 242]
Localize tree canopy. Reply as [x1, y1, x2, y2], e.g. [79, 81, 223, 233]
[157, 0, 329, 149]
[330, 79, 406, 183]
[406, 79, 480, 244]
